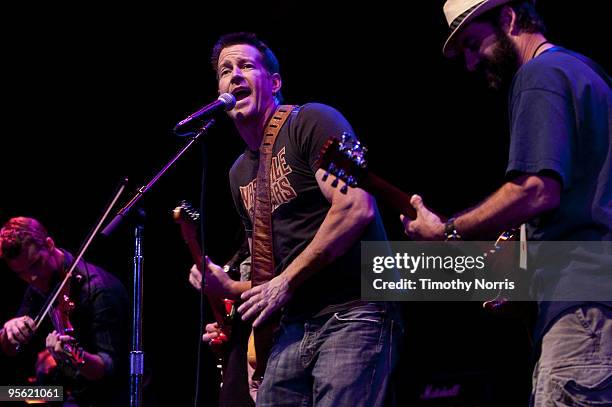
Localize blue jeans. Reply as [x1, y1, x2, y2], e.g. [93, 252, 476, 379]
[531, 305, 612, 406]
[256, 303, 401, 407]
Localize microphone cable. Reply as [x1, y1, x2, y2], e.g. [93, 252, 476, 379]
[193, 138, 209, 407]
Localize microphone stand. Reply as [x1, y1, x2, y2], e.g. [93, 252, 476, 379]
[101, 119, 216, 407]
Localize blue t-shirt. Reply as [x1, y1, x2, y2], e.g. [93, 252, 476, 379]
[506, 47, 612, 338]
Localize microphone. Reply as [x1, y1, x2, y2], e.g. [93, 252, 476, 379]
[174, 93, 236, 132]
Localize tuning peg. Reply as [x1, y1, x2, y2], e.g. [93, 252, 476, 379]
[340, 175, 357, 194]
[323, 163, 337, 181]
[331, 177, 339, 188]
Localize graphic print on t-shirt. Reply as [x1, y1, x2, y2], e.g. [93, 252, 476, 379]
[239, 147, 297, 220]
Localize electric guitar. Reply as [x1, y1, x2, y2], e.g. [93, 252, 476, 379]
[316, 133, 529, 316]
[172, 201, 235, 348]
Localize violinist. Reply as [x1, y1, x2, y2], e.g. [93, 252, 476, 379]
[0, 217, 129, 406]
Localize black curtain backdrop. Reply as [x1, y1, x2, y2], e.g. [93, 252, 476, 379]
[1, 1, 609, 405]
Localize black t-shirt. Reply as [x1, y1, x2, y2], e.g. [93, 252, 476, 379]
[17, 250, 129, 406]
[229, 103, 388, 320]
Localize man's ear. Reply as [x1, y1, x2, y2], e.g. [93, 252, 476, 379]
[499, 5, 519, 36]
[45, 237, 55, 251]
[271, 73, 282, 95]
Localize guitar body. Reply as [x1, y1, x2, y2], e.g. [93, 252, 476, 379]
[479, 229, 535, 319]
[247, 330, 257, 370]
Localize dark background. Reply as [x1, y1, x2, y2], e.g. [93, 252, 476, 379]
[1, 1, 609, 405]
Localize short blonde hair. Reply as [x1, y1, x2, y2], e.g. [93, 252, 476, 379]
[0, 217, 48, 259]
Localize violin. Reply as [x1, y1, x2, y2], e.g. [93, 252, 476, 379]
[29, 271, 85, 387]
[34, 268, 85, 369]
[47, 273, 85, 367]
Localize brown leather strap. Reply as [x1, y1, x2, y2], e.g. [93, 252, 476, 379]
[251, 104, 297, 380]
[251, 104, 297, 286]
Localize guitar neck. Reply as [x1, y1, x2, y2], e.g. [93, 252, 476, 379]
[186, 239, 203, 267]
[179, 227, 230, 328]
[361, 172, 417, 219]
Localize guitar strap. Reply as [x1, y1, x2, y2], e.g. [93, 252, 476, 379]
[251, 104, 298, 380]
[519, 223, 527, 270]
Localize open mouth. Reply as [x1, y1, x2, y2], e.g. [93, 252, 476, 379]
[232, 87, 252, 101]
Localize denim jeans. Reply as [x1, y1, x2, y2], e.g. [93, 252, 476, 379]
[256, 303, 401, 407]
[531, 305, 612, 406]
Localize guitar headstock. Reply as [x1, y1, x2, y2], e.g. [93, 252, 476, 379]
[172, 200, 200, 243]
[173, 200, 200, 224]
[316, 132, 368, 193]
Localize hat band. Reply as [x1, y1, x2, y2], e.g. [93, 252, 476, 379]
[449, 1, 485, 31]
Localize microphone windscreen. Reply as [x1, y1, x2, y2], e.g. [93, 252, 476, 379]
[218, 93, 236, 110]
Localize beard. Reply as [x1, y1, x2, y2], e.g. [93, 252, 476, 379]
[478, 31, 521, 90]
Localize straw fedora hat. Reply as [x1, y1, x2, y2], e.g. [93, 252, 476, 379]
[443, 0, 520, 57]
